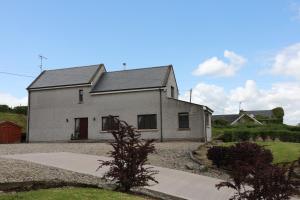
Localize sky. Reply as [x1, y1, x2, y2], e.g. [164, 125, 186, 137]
[0, 0, 300, 124]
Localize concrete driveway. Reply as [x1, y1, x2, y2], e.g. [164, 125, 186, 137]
[1, 152, 235, 200]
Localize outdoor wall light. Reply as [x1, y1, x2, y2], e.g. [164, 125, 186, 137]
[66, 118, 69, 123]
[93, 117, 96, 121]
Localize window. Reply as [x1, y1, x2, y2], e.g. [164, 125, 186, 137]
[178, 112, 189, 129]
[171, 86, 175, 98]
[138, 114, 157, 129]
[79, 90, 83, 103]
[102, 116, 119, 131]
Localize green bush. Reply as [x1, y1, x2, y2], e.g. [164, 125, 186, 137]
[220, 128, 300, 143]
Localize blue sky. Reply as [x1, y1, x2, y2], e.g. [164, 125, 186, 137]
[1, 0, 300, 124]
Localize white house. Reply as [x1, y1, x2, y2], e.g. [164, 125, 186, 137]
[27, 64, 213, 142]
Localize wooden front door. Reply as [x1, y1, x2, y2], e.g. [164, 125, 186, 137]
[75, 118, 88, 140]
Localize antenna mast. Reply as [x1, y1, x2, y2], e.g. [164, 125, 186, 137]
[38, 54, 48, 72]
[123, 63, 126, 70]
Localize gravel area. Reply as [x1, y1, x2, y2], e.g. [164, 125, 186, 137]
[0, 142, 226, 184]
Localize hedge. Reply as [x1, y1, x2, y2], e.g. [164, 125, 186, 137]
[221, 129, 300, 143]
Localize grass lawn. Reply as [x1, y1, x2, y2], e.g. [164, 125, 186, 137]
[223, 141, 300, 164]
[0, 187, 150, 200]
[0, 112, 27, 132]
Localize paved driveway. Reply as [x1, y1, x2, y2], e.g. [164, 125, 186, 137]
[2, 152, 235, 200]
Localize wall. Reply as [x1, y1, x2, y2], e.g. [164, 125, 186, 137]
[165, 68, 179, 99]
[162, 97, 206, 141]
[28, 87, 162, 142]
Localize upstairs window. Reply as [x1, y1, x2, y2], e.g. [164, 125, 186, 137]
[79, 89, 83, 103]
[178, 112, 189, 129]
[138, 114, 157, 129]
[102, 116, 119, 131]
[171, 86, 175, 98]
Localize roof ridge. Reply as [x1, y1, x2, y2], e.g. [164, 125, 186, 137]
[107, 64, 172, 73]
[44, 64, 103, 72]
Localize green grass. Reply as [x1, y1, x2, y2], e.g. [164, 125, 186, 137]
[223, 141, 300, 164]
[0, 112, 27, 132]
[0, 187, 149, 200]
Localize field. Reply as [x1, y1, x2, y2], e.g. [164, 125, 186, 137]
[0, 188, 150, 200]
[0, 112, 27, 132]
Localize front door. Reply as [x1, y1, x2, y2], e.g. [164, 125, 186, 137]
[75, 118, 88, 140]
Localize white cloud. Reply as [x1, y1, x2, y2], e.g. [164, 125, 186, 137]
[180, 80, 300, 125]
[0, 92, 27, 107]
[270, 43, 300, 79]
[193, 50, 246, 77]
[180, 83, 227, 111]
[290, 2, 300, 21]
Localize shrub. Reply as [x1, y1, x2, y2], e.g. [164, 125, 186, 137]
[287, 125, 300, 131]
[229, 142, 273, 167]
[234, 130, 251, 141]
[97, 117, 158, 192]
[207, 146, 231, 168]
[207, 142, 273, 169]
[220, 128, 300, 143]
[216, 158, 299, 200]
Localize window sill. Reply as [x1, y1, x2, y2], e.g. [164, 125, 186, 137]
[178, 128, 191, 131]
[99, 130, 113, 133]
[137, 129, 159, 132]
[78, 102, 83, 104]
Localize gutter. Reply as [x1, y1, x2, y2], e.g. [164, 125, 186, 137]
[203, 108, 207, 142]
[159, 89, 163, 142]
[90, 87, 165, 95]
[26, 90, 31, 143]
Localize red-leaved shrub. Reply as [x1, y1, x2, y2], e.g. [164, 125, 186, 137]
[212, 142, 299, 200]
[97, 117, 158, 192]
[207, 142, 273, 169]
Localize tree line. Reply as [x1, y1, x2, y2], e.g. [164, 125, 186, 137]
[0, 104, 27, 115]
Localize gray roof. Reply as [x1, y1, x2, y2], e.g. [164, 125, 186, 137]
[244, 110, 273, 118]
[28, 64, 102, 89]
[212, 114, 239, 123]
[212, 110, 274, 124]
[91, 65, 171, 93]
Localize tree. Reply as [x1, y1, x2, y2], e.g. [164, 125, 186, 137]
[98, 117, 158, 192]
[13, 106, 28, 115]
[272, 107, 284, 123]
[0, 104, 11, 113]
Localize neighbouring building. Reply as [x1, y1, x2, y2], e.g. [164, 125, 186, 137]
[212, 108, 284, 126]
[27, 64, 213, 142]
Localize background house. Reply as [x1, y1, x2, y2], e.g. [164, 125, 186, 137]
[212, 107, 284, 126]
[27, 64, 213, 142]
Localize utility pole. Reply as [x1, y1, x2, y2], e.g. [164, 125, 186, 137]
[189, 88, 192, 103]
[38, 54, 47, 72]
[123, 63, 126, 70]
